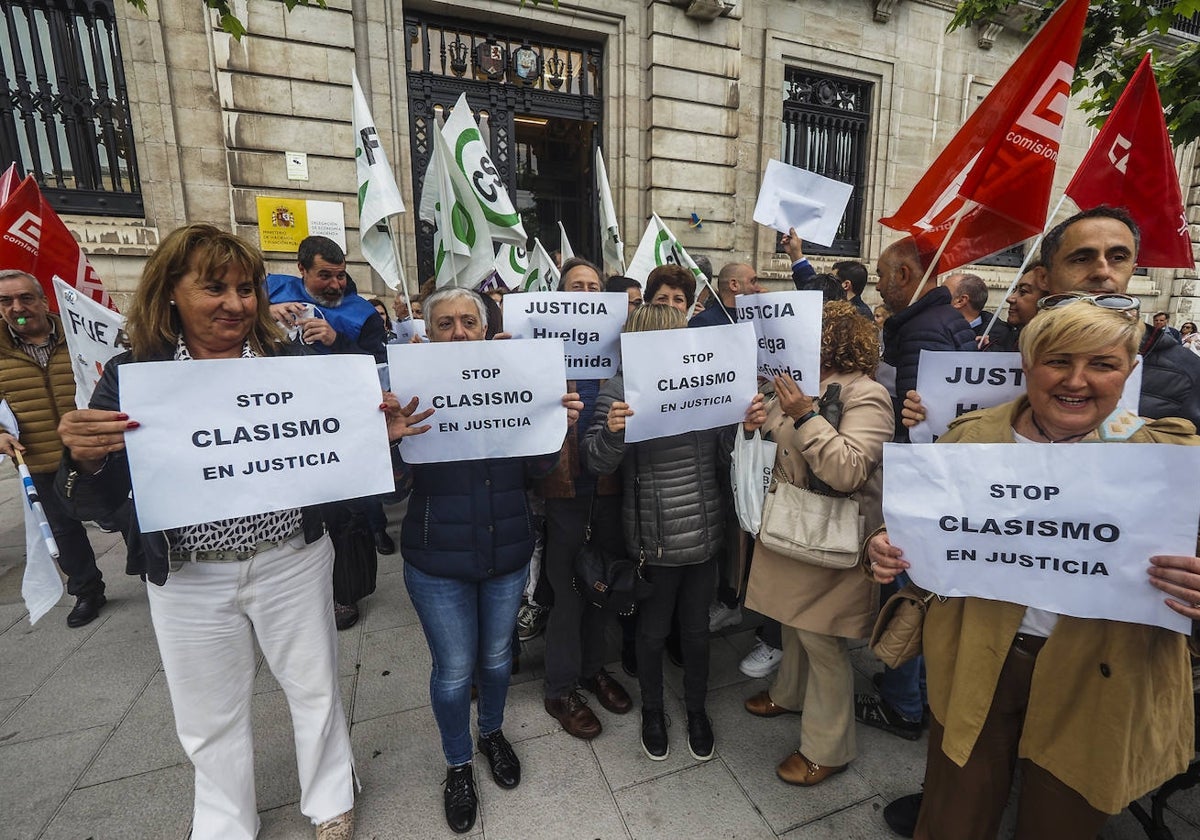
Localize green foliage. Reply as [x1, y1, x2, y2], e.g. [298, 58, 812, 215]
[950, 1, 1200, 146]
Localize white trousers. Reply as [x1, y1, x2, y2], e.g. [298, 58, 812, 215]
[146, 533, 354, 840]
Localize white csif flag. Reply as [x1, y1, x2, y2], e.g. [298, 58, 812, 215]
[352, 70, 407, 290]
[493, 244, 529, 290]
[419, 113, 495, 289]
[441, 93, 528, 247]
[523, 239, 560, 292]
[556, 221, 576, 263]
[625, 213, 704, 285]
[596, 147, 625, 273]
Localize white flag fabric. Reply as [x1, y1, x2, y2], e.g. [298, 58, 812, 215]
[523, 239, 560, 292]
[419, 117, 495, 289]
[22, 502, 63, 625]
[596, 147, 625, 273]
[352, 70, 407, 290]
[625, 213, 704, 286]
[556, 221, 576, 262]
[441, 93, 527, 247]
[54, 277, 127, 409]
[493, 244, 529, 290]
[0, 399, 16, 465]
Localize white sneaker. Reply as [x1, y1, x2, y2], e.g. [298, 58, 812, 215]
[708, 602, 743, 633]
[739, 640, 783, 678]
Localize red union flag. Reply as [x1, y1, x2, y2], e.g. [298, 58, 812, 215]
[880, 0, 1089, 271]
[0, 175, 116, 311]
[1065, 53, 1193, 269]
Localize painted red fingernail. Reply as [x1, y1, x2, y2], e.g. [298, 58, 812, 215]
[116, 413, 129, 420]
[126, 421, 140, 430]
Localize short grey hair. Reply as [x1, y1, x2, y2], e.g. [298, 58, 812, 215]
[423, 287, 488, 330]
[0, 269, 43, 296]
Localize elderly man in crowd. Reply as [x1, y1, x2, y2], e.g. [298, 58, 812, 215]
[0, 270, 108, 627]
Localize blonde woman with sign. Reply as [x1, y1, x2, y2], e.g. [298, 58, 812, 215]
[867, 301, 1200, 839]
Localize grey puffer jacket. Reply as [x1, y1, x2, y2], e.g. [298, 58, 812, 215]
[583, 373, 730, 567]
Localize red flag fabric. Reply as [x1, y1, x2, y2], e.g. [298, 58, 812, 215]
[880, 0, 1090, 271]
[0, 164, 19, 208]
[1065, 54, 1193, 269]
[0, 176, 116, 311]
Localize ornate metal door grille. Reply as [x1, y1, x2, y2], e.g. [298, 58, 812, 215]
[0, 0, 141, 216]
[781, 67, 871, 256]
[404, 13, 603, 283]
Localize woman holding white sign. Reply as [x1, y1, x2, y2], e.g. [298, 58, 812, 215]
[585, 303, 766, 764]
[866, 301, 1200, 839]
[51, 225, 434, 840]
[392, 286, 583, 835]
[742, 301, 893, 787]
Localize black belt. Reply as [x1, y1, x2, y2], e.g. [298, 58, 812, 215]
[1012, 633, 1047, 657]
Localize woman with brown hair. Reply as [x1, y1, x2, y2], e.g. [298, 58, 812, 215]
[742, 300, 893, 785]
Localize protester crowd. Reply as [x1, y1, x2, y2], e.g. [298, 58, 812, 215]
[1, 205, 1199, 840]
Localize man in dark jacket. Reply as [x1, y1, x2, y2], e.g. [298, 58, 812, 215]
[687, 263, 763, 328]
[1036, 206, 1200, 429]
[876, 237, 979, 443]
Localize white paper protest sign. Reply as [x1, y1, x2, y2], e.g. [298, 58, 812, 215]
[882, 442, 1200, 633]
[752, 159, 853, 247]
[53, 277, 128, 409]
[735, 290, 823, 387]
[392, 318, 427, 345]
[388, 338, 568, 463]
[503, 292, 627, 380]
[909, 351, 1145, 443]
[120, 355, 393, 531]
[621, 322, 758, 443]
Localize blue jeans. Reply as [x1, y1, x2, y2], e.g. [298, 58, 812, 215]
[404, 562, 527, 766]
[879, 574, 927, 722]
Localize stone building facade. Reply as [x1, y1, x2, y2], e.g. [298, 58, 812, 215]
[6, 0, 1198, 318]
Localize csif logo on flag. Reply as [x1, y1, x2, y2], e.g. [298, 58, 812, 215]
[5, 211, 41, 254]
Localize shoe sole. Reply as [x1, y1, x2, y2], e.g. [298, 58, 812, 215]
[642, 740, 669, 761]
[708, 614, 743, 633]
[738, 662, 782, 679]
[688, 743, 715, 761]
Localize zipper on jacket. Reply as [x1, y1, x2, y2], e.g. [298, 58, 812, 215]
[422, 497, 431, 546]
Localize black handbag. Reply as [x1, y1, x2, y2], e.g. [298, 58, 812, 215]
[325, 503, 378, 605]
[573, 482, 651, 616]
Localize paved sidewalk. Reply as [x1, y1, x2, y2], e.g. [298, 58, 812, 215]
[0, 470, 1196, 839]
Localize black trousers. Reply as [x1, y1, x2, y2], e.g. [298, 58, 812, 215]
[542, 494, 623, 699]
[637, 557, 715, 713]
[31, 470, 103, 598]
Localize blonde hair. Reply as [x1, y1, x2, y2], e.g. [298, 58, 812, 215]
[623, 302, 686, 333]
[1018, 303, 1141, 367]
[126, 224, 283, 358]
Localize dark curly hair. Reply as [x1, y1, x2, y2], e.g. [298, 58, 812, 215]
[821, 300, 879, 374]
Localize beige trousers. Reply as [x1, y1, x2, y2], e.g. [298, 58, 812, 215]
[769, 626, 856, 766]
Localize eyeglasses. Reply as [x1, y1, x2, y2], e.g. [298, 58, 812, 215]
[1037, 293, 1140, 314]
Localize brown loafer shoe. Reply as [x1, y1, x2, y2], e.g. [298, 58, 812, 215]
[544, 691, 602, 740]
[776, 750, 846, 786]
[744, 690, 799, 718]
[580, 668, 632, 715]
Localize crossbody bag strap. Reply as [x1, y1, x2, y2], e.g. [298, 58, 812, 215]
[806, 383, 848, 497]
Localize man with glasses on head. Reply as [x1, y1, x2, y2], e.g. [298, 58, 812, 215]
[0, 270, 108, 627]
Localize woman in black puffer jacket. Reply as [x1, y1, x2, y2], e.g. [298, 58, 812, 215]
[585, 301, 764, 764]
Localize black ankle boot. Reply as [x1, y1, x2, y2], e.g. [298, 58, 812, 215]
[443, 763, 477, 833]
[641, 709, 669, 761]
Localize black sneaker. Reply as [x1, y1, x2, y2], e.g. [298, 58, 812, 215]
[477, 729, 521, 789]
[442, 763, 477, 834]
[686, 711, 714, 761]
[883, 792, 923, 838]
[854, 693, 922, 741]
[641, 709, 669, 761]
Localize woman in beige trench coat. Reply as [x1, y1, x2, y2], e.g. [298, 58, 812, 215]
[743, 301, 894, 786]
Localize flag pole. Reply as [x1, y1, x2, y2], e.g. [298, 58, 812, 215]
[385, 215, 413, 312]
[14, 450, 59, 559]
[980, 192, 1071, 339]
[905, 200, 973, 311]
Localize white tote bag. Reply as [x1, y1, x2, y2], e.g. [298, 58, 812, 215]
[730, 429, 776, 535]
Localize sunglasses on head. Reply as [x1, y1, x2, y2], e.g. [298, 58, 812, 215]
[1036, 293, 1140, 315]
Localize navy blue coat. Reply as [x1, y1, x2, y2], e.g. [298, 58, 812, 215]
[400, 455, 554, 581]
[881, 286, 978, 441]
